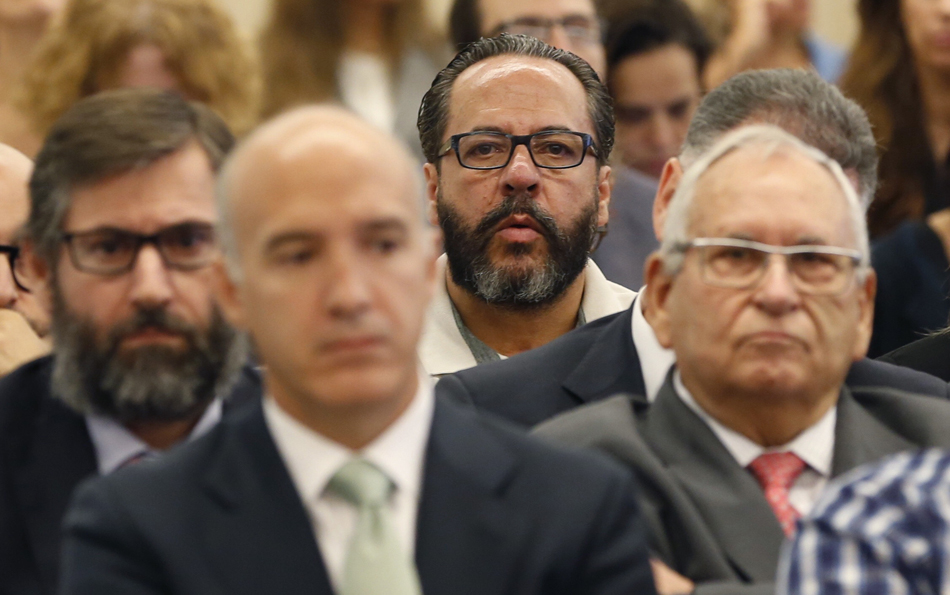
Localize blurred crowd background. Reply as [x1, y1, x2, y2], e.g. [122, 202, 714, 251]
[1, 0, 946, 359]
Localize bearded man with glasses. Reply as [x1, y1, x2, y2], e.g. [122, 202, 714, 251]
[532, 125, 950, 595]
[416, 35, 635, 376]
[0, 90, 261, 595]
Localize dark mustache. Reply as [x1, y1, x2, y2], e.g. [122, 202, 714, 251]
[472, 194, 561, 241]
[106, 307, 199, 352]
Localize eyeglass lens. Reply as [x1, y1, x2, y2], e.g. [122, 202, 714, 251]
[699, 244, 857, 294]
[457, 133, 587, 169]
[0, 246, 29, 292]
[66, 223, 217, 275]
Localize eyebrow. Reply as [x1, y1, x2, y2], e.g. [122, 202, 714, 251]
[465, 125, 579, 135]
[725, 232, 833, 246]
[264, 218, 411, 251]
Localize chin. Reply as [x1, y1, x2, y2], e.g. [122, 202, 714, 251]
[313, 364, 414, 406]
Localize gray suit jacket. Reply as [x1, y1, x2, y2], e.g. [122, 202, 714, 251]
[534, 376, 950, 595]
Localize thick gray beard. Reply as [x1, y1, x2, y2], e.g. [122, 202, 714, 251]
[49, 285, 249, 423]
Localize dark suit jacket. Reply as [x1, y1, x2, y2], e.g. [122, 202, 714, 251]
[58, 397, 657, 595]
[878, 332, 950, 382]
[534, 378, 950, 595]
[436, 303, 950, 427]
[0, 355, 262, 595]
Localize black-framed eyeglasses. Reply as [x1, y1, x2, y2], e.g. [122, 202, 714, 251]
[61, 222, 218, 276]
[490, 15, 604, 44]
[675, 238, 864, 296]
[438, 131, 598, 170]
[0, 244, 30, 292]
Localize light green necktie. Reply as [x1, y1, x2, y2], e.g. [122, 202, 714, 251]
[327, 459, 423, 595]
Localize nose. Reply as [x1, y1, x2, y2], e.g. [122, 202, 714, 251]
[751, 255, 802, 316]
[0, 259, 17, 309]
[324, 247, 372, 320]
[648, 115, 678, 152]
[127, 245, 174, 309]
[546, 25, 574, 53]
[501, 144, 541, 196]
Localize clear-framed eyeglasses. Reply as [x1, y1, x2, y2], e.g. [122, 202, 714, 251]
[675, 237, 864, 296]
[438, 130, 598, 170]
[490, 15, 604, 44]
[61, 222, 218, 276]
[0, 244, 31, 292]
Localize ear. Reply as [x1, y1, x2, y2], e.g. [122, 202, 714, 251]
[597, 164, 612, 227]
[212, 259, 246, 330]
[850, 268, 877, 361]
[423, 162, 440, 228]
[653, 158, 683, 242]
[643, 253, 675, 349]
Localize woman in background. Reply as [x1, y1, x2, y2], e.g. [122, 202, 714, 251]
[687, 0, 846, 89]
[844, 0, 950, 356]
[259, 0, 449, 156]
[12, 0, 260, 155]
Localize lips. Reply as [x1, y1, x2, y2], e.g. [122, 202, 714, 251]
[495, 214, 544, 242]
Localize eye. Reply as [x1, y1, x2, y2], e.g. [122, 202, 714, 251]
[367, 233, 404, 255]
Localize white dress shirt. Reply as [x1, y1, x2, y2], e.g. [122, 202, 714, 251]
[630, 290, 675, 401]
[673, 372, 834, 517]
[85, 398, 222, 475]
[264, 372, 435, 592]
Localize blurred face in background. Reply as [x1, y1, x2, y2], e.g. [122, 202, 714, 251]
[0, 0, 65, 23]
[612, 43, 702, 179]
[478, 0, 607, 77]
[104, 43, 183, 93]
[902, 0, 950, 71]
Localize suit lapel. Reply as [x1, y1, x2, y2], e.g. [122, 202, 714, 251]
[415, 400, 525, 595]
[562, 304, 648, 405]
[831, 387, 917, 476]
[13, 389, 97, 594]
[640, 380, 784, 582]
[198, 402, 333, 595]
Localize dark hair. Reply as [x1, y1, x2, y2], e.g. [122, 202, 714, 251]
[840, 0, 926, 237]
[605, 0, 712, 79]
[29, 89, 235, 264]
[449, 0, 482, 50]
[681, 69, 878, 207]
[418, 34, 614, 168]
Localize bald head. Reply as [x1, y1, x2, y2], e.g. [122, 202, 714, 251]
[218, 107, 426, 278]
[0, 144, 34, 244]
[214, 107, 439, 436]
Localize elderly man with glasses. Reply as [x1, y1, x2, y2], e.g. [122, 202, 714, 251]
[416, 35, 634, 376]
[0, 143, 50, 377]
[533, 125, 950, 595]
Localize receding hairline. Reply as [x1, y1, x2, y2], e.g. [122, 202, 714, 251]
[0, 144, 33, 181]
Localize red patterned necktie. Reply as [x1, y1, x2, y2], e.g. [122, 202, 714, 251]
[747, 452, 807, 537]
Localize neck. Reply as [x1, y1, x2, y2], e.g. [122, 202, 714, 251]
[446, 268, 587, 357]
[342, 2, 390, 55]
[270, 369, 419, 450]
[756, 32, 810, 70]
[679, 372, 838, 447]
[124, 405, 208, 451]
[0, 18, 47, 99]
[917, 64, 950, 159]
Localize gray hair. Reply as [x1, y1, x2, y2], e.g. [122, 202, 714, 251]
[679, 69, 878, 208]
[28, 89, 234, 266]
[661, 125, 871, 278]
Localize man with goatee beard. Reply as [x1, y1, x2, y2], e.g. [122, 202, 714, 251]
[417, 35, 635, 376]
[0, 89, 261, 595]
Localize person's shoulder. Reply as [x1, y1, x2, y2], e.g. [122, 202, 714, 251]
[0, 355, 58, 430]
[877, 333, 950, 383]
[847, 356, 950, 399]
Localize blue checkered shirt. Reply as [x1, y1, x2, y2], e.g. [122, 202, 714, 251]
[778, 448, 950, 595]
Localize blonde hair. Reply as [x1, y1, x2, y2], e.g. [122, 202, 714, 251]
[14, 0, 261, 138]
[258, 0, 437, 118]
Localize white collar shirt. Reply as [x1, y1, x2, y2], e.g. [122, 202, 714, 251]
[264, 372, 435, 592]
[630, 289, 676, 401]
[673, 371, 835, 517]
[420, 254, 636, 376]
[85, 398, 223, 475]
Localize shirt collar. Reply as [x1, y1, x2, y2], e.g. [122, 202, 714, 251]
[265, 370, 436, 506]
[86, 398, 223, 475]
[631, 290, 676, 401]
[673, 371, 835, 475]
